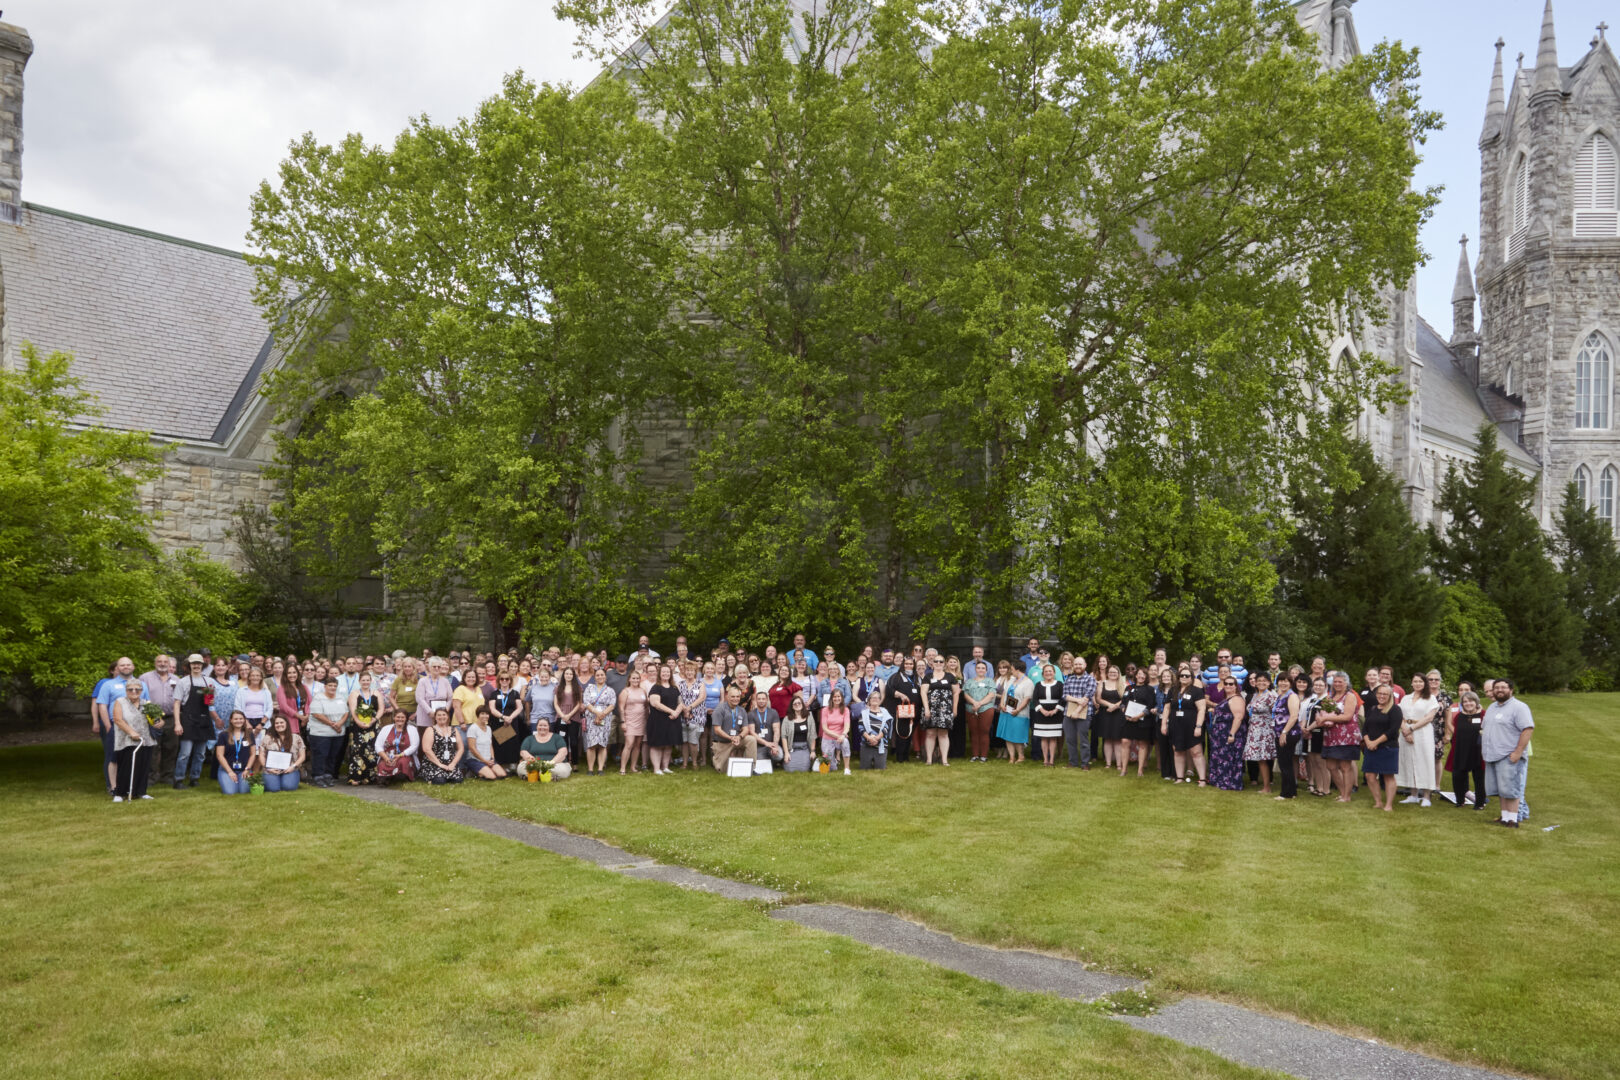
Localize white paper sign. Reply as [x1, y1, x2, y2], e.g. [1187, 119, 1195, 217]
[430, 699, 449, 712]
[264, 750, 293, 771]
[1124, 701, 1147, 719]
[753, 758, 774, 775]
[726, 757, 754, 778]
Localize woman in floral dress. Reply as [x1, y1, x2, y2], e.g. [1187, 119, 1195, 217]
[346, 672, 382, 784]
[1207, 674, 1248, 791]
[1243, 671, 1279, 795]
[677, 662, 706, 770]
[418, 707, 464, 785]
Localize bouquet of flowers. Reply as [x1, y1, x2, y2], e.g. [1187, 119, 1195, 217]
[356, 700, 376, 725]
[141, 702, 166, 728]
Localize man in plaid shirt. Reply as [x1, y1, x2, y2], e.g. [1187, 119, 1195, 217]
[1063, 658, 1097, 769]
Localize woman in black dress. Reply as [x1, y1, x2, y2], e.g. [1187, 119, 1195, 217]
[1029, 664, 1065, 766]
[1094, 665, 1126, 772]
[487, 671, 526, 770]
[645, 663, 683, 775]
[1159, 666, 1207, 784]
[884, 658, 922, 764]
[1122, 667, 1158, 777]
[1360, 683, 1401, 811]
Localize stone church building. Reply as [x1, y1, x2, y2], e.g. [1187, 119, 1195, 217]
[0, 2, 1614, 625]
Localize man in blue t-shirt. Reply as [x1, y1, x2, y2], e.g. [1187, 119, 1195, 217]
[784, 633, 820, 673]
[872, 649, 898, 685]
[1019, 638, 1043, 675]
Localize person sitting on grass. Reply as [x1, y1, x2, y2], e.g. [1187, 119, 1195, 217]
[418, 707, 465, 785]
[374, 710, 419, 784]
[259, 714, 306, 792]
[462, 704, 509, 781]
[820, 688, 852, 775]
[519, 717, 572, 780]
[216, 711, 258, 795]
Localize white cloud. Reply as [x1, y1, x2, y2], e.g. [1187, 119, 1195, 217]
[16, 0, 597, 251]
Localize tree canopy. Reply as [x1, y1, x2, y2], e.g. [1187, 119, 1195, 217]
[250, 0, 1436, 653]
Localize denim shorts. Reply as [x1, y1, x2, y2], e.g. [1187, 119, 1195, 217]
[1485, 756, 1528, 801]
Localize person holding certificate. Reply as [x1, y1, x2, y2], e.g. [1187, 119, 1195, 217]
[260, 715, 306, 792]
[1121, 667, 1158, 777]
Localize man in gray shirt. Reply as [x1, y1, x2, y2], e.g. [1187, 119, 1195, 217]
[709, 686, 757, 771]
[1482, 679, 1534, 828]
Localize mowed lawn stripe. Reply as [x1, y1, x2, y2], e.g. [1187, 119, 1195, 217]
[418, 693, 1620, 1080]
[0, 743, 1277, 1080]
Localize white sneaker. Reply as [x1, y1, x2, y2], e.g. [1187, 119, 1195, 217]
[844, 767, 851, 775]
[112, 796, 124, 803]
[139, 794, 153, 800]
[1399, 795, 1421, 804]
[1419, 797, 1431, 807]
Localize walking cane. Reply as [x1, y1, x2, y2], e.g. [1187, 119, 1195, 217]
[127, 740, 141, 801]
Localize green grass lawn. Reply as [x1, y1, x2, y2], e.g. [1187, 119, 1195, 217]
[0, 742, 1277, 1080]
[415, 693, 1620, 1080]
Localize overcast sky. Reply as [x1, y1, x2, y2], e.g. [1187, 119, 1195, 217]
[10, 1, 1617, 331]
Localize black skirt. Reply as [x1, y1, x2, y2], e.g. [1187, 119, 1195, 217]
[1168, 711, 1200, 752]
[646, 710, 682, 747]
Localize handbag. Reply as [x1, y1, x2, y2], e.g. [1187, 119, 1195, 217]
[493, 722, 517, 745]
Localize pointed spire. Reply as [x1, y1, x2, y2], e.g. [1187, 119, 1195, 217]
[1451, 236, 1479, 352]
[1453, 235, 1476, 303]
[1533, 0, 1562, 98]
[1488, 38, 1506, 117]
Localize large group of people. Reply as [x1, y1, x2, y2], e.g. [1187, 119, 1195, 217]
[89, 634, 1537, 826]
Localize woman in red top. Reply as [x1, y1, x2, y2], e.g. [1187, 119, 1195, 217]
[1318, 670, 1363, 803]
[768, 662, 802, 719]
[274, 667, 308, 736]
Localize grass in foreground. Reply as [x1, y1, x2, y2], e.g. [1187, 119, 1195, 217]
[0, 742, 1277, 1080]
[418, 692, 1620, 1080]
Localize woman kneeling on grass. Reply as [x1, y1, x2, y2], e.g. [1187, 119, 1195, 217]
[374, 710, 418, 784]
[216, 711, 258, 795]
[419, 707, 465, 785]
[462, 704, 509, 781]
[260, 714, 306, 792]
[520, 718, 572, 779]
[820, 689, 852, 775]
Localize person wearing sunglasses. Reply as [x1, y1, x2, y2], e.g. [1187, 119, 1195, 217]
[1160, 667, 1207, 785]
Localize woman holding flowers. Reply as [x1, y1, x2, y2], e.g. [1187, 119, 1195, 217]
[346, 671, 383, 784]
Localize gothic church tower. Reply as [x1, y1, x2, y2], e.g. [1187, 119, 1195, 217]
[1476, 1, 1620, 531]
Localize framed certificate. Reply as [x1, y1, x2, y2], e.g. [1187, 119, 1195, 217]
[264, 750, 293, 771]
[726, 757, 754, 778]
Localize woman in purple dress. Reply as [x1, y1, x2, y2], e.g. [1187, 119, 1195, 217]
[1207, 674, 1249, 791]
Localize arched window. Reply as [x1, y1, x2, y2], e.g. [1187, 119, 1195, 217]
[1575, 332, 1613, 429]
[1574, 136, 1620, 237]
[1575, 463, 1593, 507]
[1504, 360, 1515, 396]
[1506, 153, 1531, 259]
[1601, 466, 1619, 532]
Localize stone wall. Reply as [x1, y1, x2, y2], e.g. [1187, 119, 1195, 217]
[0, 22, 30, 223]
[1476, 45, 1620, 529]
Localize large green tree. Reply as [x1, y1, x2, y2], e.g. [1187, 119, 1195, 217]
[1554, 482, 1620, 688]
[1279, 434, 1439, 671]
[1431, 426, 1582, 691]
[561, 0, 1434, 649]
[248, 76, 678, 648]
[0, 347, 243, 698]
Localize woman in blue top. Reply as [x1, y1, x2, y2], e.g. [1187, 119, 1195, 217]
[215, 711, 258, 795]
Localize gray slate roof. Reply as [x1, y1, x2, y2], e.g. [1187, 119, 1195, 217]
[1413, 316, 1539, 470]
[0, 203, 271, 441]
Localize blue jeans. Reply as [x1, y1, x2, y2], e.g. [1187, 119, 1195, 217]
[175, 739, 209, 782]
[218, 772, 252, 795]
[263, 771, 300, 792]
